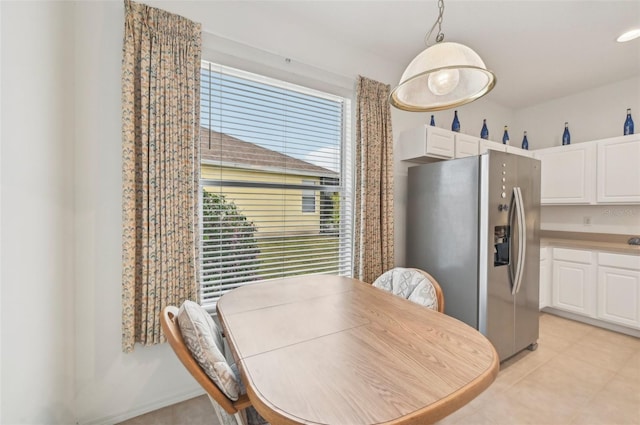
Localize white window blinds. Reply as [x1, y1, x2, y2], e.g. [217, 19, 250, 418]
[199, 61, 353, 309]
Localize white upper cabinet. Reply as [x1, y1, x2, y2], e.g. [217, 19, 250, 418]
[535, 135, 640, 205]
[399, 126, 454, 162]
[506, 145, 535, 158]
[478, 139, 506, 154]
[455, 133, 480, 158]
[596, 136, 640, 203]
[535, 142, 596, 204]
[400, 127, 533, 163]
[477, 139, 535, 157]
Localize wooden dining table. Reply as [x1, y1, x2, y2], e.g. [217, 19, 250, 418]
[217, 275, 499, 425]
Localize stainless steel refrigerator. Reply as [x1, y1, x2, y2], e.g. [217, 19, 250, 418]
[406, 151, 541, 361]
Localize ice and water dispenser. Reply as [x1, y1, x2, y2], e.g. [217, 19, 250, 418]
[494, 225, 510, 266]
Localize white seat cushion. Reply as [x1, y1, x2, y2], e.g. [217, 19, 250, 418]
[177, 300, 240, 400]
[373, 267, 423, 298]
[373, 267, 438, 311]
[407, 279, 439, 311]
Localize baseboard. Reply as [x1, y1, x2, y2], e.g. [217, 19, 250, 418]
[542, 307, 640, 338]
[80, 388, 206, 425]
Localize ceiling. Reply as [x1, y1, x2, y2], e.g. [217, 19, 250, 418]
[236, 1, 640, 109]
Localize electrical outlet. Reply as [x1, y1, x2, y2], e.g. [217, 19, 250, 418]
[583, 216, 592, 225]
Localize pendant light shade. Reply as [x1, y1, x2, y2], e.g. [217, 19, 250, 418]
[390, 42, 496, 112]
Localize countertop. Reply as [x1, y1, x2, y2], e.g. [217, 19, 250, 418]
[540, 231, 640, 255]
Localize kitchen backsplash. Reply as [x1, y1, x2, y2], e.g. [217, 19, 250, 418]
[541, 205, 640, 235]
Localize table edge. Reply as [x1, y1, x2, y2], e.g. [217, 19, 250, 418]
[218, 277, 501, 425]
[244, 342, 499, 425]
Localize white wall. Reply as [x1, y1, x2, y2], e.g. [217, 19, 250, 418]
[514, 76, 640, 149]
[2, 2, 209, 424]
[541, 205, 640, 235]
[515, 76, 640, 235]
[70, 1, 417, 424]
[147, 1, 399, 86]
[1, 2, 76, 423]
[1, 1, 637, 423]
[72, 2, 206, 424]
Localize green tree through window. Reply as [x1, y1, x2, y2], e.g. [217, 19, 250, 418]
[200, 190, 260, 299]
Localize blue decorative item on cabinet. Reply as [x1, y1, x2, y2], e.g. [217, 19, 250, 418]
[452, 110, 460, 132]
[522, 131, 529, 150]
[624, 108, 634, 135]
[480, 119, 489, 139]
[430, 115, 435, 126]
[502, 126, 509, 145]
[562, 122, 571, 145]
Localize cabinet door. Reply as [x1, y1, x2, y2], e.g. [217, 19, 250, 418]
[479, 139, 507, 154]
[506, 145, 535, 158]
[552, 255, 595, 317]
[537, 143, 596, 204]
[455, 134, 479, 158]
[539, 247, 550, 309]
[399, 126, 454, 162]
[596, 252, 640, 328]
[597, 266, 640, 328]
[425, 127, 455, 159]
[597, 136, 640, 203]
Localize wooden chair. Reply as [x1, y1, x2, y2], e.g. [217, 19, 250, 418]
[161, 305, 256, 425]
[373, 267, 445, 313]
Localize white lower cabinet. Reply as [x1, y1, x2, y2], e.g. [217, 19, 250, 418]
[551, 248, 596, 317]
[539, 246, 550, 309]
[596, 252, 640, 329]
[546, 246, 640, 331]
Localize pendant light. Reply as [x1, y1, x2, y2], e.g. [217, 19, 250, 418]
[390, 0, 496, 112]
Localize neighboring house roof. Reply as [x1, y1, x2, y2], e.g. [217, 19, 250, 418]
[200, 128, 337, 178]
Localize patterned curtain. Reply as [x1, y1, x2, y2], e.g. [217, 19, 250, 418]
[353, 76, 395, 283]
[121, 0, 202, 353]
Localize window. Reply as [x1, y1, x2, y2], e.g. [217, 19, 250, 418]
[199, 61, 352, 310]
[301, 180, 316, 213]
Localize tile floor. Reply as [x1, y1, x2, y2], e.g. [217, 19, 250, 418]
[119, 313, 640, 425]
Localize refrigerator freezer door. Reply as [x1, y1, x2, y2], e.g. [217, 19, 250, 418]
[407, 157, 481, 329]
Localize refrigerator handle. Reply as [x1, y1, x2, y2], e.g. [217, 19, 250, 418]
[511, 187, 527, 295]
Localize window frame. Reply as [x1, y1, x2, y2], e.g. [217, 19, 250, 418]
[198, 61, 353, 311]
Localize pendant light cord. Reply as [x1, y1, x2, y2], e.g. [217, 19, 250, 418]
[424, 0, 445, 46]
